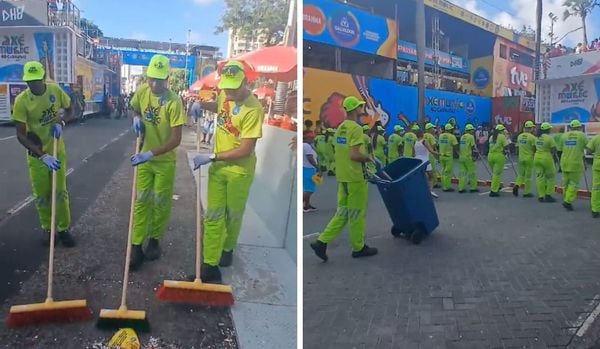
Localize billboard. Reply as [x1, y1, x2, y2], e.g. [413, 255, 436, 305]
[546, 50, 600, 80]
[0, 0, 48, 27]
[397, 40, 469, 74]
[0, 27, 55, 82]
[468, 56, 494, 97]
[75, 56, 105, 103]
[303, 0, 397, 59]
[491, 96, 534, 133]
[121, 50, 195, 70]
[550, 76, 600, 123]
[304, 68, 491, 132]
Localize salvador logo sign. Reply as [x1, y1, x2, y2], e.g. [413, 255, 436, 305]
[327, 10, 360, 47]
[473, 67, 490, 89]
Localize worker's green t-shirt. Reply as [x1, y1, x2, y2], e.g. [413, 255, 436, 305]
[362, 133, 372, 154]
[424, 133, 436, 148]
[587, 134, 600, 171]
[517, 132, 536, 160]
[375, 134, 386, 153]
[130, 83, 186, 162]
[488, 133, 508, 154]
[403, 132, 417, 157]
[560, 130, 588, 172]
[553, 133, 564, 152]
[459, 133, 475, 159]
[535, 134, 556, 157]
[314, 134, 327, 153]
[387, 133, 402, 158]
[11, 83, 71, 155]
[334, 120, 365, 182]
[438, 133, 458, 157]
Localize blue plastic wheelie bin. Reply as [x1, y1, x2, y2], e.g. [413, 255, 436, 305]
[371, 157, 439, 244]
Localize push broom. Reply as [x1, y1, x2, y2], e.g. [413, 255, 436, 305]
[6, 136, 93, 328]
[97, 136, 150, 332]
[155, 121, 234, 306]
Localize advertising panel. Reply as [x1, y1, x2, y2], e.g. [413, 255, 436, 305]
[0, 27, 55, 82]
[303, 0, 397, 59]
[491, 96, 534, 133]
[0, 83, 9, 121]
[304, 68, 491, 132]
[397, 40, 469, 74]
[467, 56, 494, 97]
[0, 0, 48, 27]
[121, 50, 195, 70]
[546, 50, 600, 80]
[550, 76, 600, 123]
[75, 56, 104, 103]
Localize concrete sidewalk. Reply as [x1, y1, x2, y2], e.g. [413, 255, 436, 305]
[303, 178, 600, 349]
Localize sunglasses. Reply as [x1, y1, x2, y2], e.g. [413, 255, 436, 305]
[221, 65, 244, 77]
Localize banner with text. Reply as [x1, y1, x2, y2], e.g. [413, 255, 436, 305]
[0, 27, 55, 82]
[397, 40, 469, 74]
[551, 76, 600, 123]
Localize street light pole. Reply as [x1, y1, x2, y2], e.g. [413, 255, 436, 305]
[534, 0, 542, 82]
[416, 0, 426, 126]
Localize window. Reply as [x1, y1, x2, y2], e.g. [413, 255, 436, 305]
[499, 44, 507, 59]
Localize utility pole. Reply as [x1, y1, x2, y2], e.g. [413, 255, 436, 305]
[548, 12, 558, 47]
[416, 0, 426, 126]
[534, 0, 542, 82]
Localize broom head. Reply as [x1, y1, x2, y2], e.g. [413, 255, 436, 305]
[156, 280, 234, 306]
[6, 299, 93, 328]
[96, 307, 150, 332]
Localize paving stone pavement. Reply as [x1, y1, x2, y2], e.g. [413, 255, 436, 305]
[303, 177, 600, 349]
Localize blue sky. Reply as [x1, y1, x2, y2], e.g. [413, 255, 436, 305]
[73, 0, 228, 53]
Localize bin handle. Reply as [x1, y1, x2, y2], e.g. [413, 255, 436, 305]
[378, 160, 430, 183]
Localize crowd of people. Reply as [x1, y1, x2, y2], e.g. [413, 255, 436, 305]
[546, 38, 600, 58]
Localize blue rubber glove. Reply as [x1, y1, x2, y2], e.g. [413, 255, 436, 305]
[131, 151, 154, 166]
[40, 154, 61, 171]
[193, 153, 213, 170]
[132, 116, 143, 136]
[51, 123, 62, 139]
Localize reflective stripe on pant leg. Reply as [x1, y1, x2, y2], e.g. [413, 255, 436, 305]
[203, 165, 228, 266]
[27, 156, 52, 231]
[132, 163, 155, 245]
[149, 161, 176, 240]
[318, 182, 350, 244]
[592, 170, 600, 213]
[347, 181, 368, 252]
[222, 170, 255, 252]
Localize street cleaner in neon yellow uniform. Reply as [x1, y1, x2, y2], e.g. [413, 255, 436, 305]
[314, 129, 327, 172]
[439, 124, 458, 192]
[362, 125, 377, 175]
[487, 124, 509, 197]
[192, 61, 264, 283]
[458, 124, 478, 193]
[403, 125, 417, 157]
[559, 120, 588, 211]
[424, 123, 439, 188]
[534, 122, 558, 203]
[12, 61, 76, 247]
[387, 125, 404, 164]
[324, 128, 336, 176]
[128, 55, 185, 271]
[310, 96, 379, 261]
[513, 121, 536, 197]
[374, 125, 387, 165]
[586, 133, 600, 218]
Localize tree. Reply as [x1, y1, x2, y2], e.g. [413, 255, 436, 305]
[563, 0, 599, 46]
[80, 18, 104, 38]
[215, 0, 289, 47]
[168, 69, 188, 94]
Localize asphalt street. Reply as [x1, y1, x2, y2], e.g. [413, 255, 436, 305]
[303, 164, 600, 349]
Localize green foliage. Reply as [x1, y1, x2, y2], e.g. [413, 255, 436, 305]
[562, 0, 599, 43]
[80, 17, 104, 38]
[215, 0, 289, 46]
[168, 69, 188, 93]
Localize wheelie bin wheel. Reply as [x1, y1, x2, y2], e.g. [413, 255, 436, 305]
[410, 225, 425, 245]
[391, 226, 403, 238]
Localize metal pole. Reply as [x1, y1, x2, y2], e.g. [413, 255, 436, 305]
[416, 0, 426, 126]
[185, 29, 190, 90]
[534, 0, 542, 82]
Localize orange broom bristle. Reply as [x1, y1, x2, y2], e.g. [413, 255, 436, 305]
[155, 285, 234, 307]
[6, 307, 93, 328]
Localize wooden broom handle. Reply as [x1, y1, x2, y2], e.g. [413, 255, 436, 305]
[120, 136, 141, 310]
[46, 137, 59, 302]
[195, 122, 203, 282]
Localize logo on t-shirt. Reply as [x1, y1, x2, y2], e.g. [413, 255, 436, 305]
[143, 105, 161, 126]
[217, 105, 240, 138]
[336, 137, 347, 145]
[49, 95, 56, 103]
[39, 106, 57, 126]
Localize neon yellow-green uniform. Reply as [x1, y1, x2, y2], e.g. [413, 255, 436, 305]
[374, 134, 386, 165]
[387, 133, 402, 163]
[458, 133, 477, 191]
[403, 132, 417, 157]
[516, 132, 536, 195]
[554, 132, 564, 170]
[560, 130, 588, 204]
[587, 135, 600, 214]
[129, 83, 185, 246]
[203, 92, 264, 266]
[325, 133, 335, 172]
[363, 132, 376, 175]
[12, 83, 72, 232]
[534, 134, 557, 199]
[314, 133, 327, 171]
[438, 133, 458, 190]
[318, 120, 368, 252]
[487, 134, 508, 193]
[425, 132, 439, 185]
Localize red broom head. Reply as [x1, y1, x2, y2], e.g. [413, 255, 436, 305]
[155, 285, 234, 307]
[6, 306, 93, 328]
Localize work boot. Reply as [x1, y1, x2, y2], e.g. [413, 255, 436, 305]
[458, 190, 466, 194]
[143, 238, 161, 261]
[523, 193, 534, 198]
[443, 188, 455, 192]
[469, 189, 480, 193]
[42, 230, 58, 247]
[219, 250, 233, 267]
[489, 191, 500, 197]
[512, 185, 519, 196]
[538, 197, 545, 203]
[58, 230, 76, 248]
[201, 264, 222, 284]
[310, 240, 328, 262]
[562, 202, 574, 211]
[593, 212, 599, 218]
[129, 245, 145, 271]
[545, 195, 557, 203]
[351, 245, 378, 258]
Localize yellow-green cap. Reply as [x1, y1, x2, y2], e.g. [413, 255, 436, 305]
[362, 125, 370, 131]
[444, 123, 453, 131]
[146, 54, 170, 80]
[22, 61, 45, 81]
[495, 124, 506, 131]
[464, 124, 475, 131]
[218, 60, 246, 89]
[540, 122, 552, 130]
[524, 121, 535, 128]
[394, 125, 404, 132]
[570, 120, 582, 128]
[342, 96, 366, 112]
[425, 122, 435, 130]
[412, 124, 420, 131]
[326, 128, 334, 133]
[377, 125, 385, 131]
